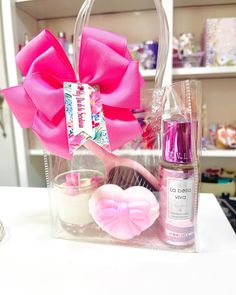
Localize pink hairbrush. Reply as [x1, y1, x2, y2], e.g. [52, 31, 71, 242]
[89, 184, 159, 240]
[84, 140, 158, 193]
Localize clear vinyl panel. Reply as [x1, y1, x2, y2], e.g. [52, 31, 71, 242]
[47, 79, 202, 252]
[45, 0, 201, 252]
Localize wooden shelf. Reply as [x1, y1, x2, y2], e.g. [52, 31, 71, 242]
[29, 148, 236, 158]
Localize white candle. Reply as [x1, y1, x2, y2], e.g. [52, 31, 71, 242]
[53, 170, 104, 228]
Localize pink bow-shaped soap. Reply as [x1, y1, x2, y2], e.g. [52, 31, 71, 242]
[2, 27, 143, 159]
[89, 184, 159, 240]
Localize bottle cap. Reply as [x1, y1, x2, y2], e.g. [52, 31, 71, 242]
[162, 116, 197, 164]
[144, 40, 158, 45]
[58, 31, 66, 38]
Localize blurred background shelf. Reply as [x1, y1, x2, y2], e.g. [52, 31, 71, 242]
[1, 0, 235, 187]
[29, 149, 236, 158]
[173, 66, 236, 79]
[15, 0, 236, 20]
[202, 150, 236, 157]
[140, 69, 156, 80]
[15, 0, 156, 19]
[175, 0, 236, 7]
[29, 149, 162, 157]
[141, 67, 236, 80]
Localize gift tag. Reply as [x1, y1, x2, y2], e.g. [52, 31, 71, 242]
[64, 82, 110, 154]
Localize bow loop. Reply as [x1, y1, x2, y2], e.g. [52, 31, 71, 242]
[2, 86, 36, 128]
[80, 27, 128, 59]
[27, 47, 76, 81]
[79, 38, 129, 88]
[100, 61, 142, 110]
[16, 29, 73, 77]
[24, 73, 64, 120]
[33, 109, 70, 159]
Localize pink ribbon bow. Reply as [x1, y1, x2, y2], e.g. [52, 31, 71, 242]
[2, 27, 143, 159]
[99, 199, 151, 227]
[94, 198, 153, 240]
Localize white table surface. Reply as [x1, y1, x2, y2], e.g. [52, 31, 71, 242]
[0, 187, 236, 295]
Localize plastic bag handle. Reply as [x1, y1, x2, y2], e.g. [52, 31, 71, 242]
[73, 0, 169, 89]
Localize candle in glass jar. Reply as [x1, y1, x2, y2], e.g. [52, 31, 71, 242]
[54, 170, 104, 227]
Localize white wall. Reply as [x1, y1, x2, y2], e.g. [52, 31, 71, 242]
[0, 2, 18, 186]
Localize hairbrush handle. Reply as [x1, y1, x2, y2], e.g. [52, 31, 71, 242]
[84, 140, 159, 190]
[84, 140, 114, 162]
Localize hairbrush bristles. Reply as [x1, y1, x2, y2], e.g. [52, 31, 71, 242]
[107, 166, 157, 195]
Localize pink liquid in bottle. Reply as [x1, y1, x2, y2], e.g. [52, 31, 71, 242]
[158, 118, 198, 247]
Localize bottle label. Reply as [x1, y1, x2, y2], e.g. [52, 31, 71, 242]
[166, 226, 194, 243]
[167, 176, 194, 220]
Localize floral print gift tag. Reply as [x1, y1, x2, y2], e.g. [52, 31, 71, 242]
[64, 82, 110, 154]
